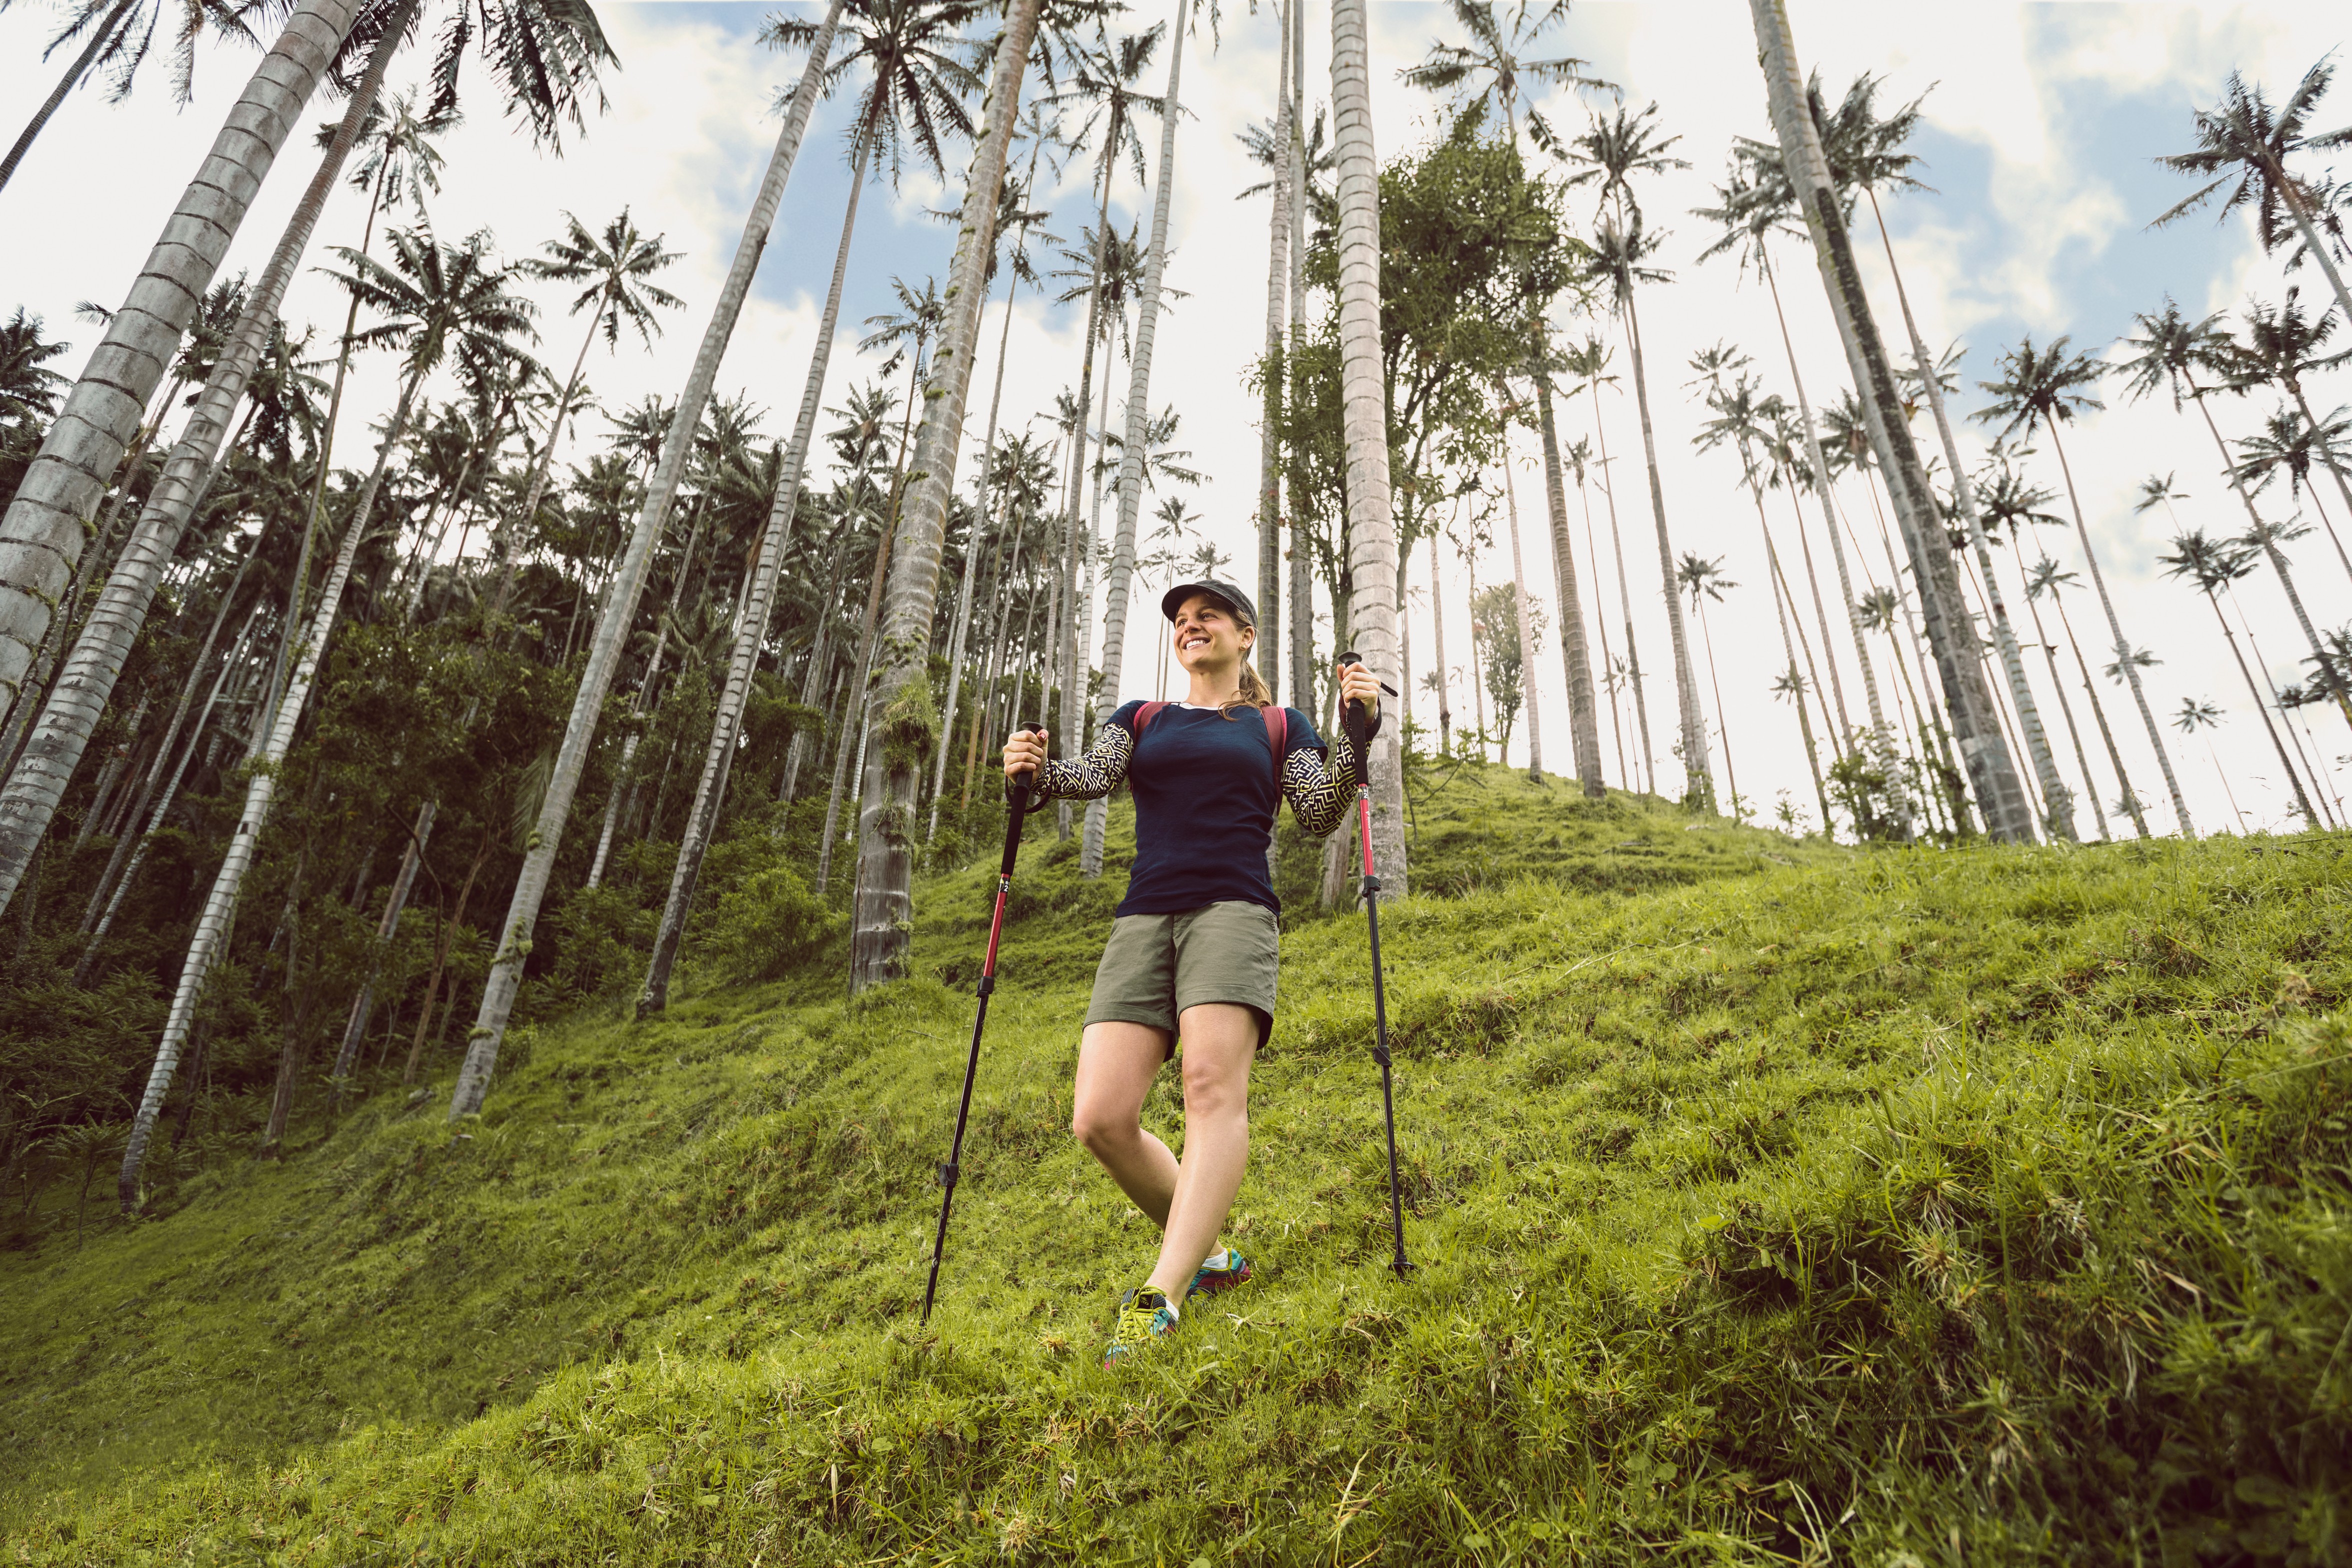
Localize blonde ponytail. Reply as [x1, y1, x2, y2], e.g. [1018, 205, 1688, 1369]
[1216, 604, 1276, 718]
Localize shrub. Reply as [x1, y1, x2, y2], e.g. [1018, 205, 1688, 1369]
[703, 864, 840, 985]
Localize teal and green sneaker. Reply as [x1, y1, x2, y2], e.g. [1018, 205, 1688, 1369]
[1186, 1247, 1252, 1303]
[1102, 1285, 1178, 1368]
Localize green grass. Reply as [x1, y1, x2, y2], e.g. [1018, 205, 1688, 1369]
[3, 766, 2349, 1564]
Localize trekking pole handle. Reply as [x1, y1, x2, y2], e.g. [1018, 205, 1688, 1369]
[1002, 724, 1046, 874]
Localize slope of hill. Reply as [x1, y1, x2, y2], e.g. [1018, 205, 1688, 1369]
[2, 768, 2348, 1564]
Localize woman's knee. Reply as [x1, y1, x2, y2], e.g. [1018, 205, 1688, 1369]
[1070, 1098, 1138, 1155]
[1179, 1055, 1250, 1120]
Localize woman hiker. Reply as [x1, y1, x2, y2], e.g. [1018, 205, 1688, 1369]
[1003, 578, 1382, 1366]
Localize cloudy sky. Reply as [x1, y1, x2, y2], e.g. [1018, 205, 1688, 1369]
[4, 0, 2350, 842]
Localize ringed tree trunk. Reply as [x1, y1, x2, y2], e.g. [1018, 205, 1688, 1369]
[447, 4, 843, 1118]
[1860, 192, 2070, 840]
[1496, 410, 1542, 780]
[1256, 0, 1292, 696]
[1746, 0, 2036, 842]
[1056, 99, 1125, 824]
[1286, 0, 1312, 715]
[1617, 288, 1708, 808]
[0, 0, 143, 194]
[0, 0, 366, 710]
[1326, 0, 1406, 890]
[636, 118, 878, 1016]
[1586, 373, 1654, 793]
[0, 0, 405, 916]
[2042, 420, 2194, 834]
[1534, 378, 1602, 794]
[846, 0, 1041, 990]
[116, 412, 388, 1210]
[1082, 0, 1188, 878]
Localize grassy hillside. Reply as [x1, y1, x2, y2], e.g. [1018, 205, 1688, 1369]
[2, 766, 2348, 1564]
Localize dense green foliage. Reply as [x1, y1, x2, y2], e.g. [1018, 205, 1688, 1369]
[2, 768, 2346, 1562]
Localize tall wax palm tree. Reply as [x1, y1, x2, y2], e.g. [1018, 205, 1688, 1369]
[1976, 332, 2192, 836]
[2230, 289, 2352, 581]
[2026, 554, 2146, 838]
[2114, 300, 2352, 730]
[0, 3, 422, 916]
[1564, 106, 1710, 808]
[1558, 430, 1625, 784]
[1046, 22, 1166, 786]
[1494, 388, 1544, 780]
[1560, 334, 1650, 792]
[507, 209, 684, 590]
[0, 0, 246, 196]
[928, 130, 1061, 842]
[122, 226, 536, 1200]
[1744, 0, 2036, 841]
[848, 0, 1046, 988]
[2232, 405, 2352, 582]
[1976, 454, 2108, 841]
[1401, 0, 1614, 795]
[635, 1, 984, 1012]
[1248, 1, 1295, 695]
[2175, 696, 2250, 832]
[1796, 72, 2072, 840]
[449, 4, 846, 1118]
[0, 0, 614, 718]
[2156, 528, 2318, 828]
[1675, 552, 1741, 818]
[2154, 60, 2352, 331]
[1325, 0, 1408, 889]
[1080, 0, 1194, 880]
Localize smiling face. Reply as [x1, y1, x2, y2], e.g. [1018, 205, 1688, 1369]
[1172, 592, 1253, 680]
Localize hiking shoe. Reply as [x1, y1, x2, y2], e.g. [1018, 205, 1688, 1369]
[1102, 1286, 1178, 1368]
[1186, 1248, 1252, 1303]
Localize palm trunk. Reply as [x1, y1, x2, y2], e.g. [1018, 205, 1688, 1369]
[0, 2, 404, 916]
[2270, 157, 2352, 335]
[1532, 378, 1602, 794]
[1780, 464, 1854, 754]
[1060, 106, 1123, 810]
[1588, 375, 1653, 794]
[448, 3, 842, 1118]
[1748, 0, 2036, 842]
[1082, 0, 1188, 878]
[2204, 588, 2318, 827]
[846, 0, 1042, 988]
[1286, 0, 1312, 716]
[1694, 597, 1740, 817]
[816, 512, 894, 896]
[2180, 378, 2352, 728]
[1568, 468, 1622, 782]
[1617, 288, 1708, 808]
[78, 549, 255, 930]
[1426, 532, 1452, 750]
[118, 402, 386, 1208]
[2040, 420, 2192, 832]
[2048, 580, 2146, 836]
[0, 0, 367, 712]
[77, 614, 256, 976]
[404, 826, 490, 1084]
[929, 150, 1042, 844]
[637, 128, 876, 1015]
[1497, 423, 1542, 780]
[1764, 534, 1832, 832]
[2280, 380, 2352, 586]
[1256, 3, 1293, 696]
[1326, 0, 1406, 890]
[2014, 550, 2110, 840]
[1862, 190, 2070, 838]
[332, 798, 436, 1084]
[0, 0, 141, 192]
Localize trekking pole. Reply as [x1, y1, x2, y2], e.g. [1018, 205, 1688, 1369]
[920, 724, 1045, 1325]
[1338, 652, 1412, 1278]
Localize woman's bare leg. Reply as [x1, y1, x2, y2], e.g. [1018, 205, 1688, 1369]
[1072, 1020, 1178, 1226]
[1145, 1003, 1258, 1300]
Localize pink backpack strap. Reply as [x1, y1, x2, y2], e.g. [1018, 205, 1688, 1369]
[1264, 705, 1288, 789]
[1132, 701, 1168, 735]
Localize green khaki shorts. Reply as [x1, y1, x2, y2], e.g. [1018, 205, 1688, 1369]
[1084, 900, 1282, 1047]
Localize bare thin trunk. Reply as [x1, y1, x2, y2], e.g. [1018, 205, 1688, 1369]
[450, 4, 842, 1118]
[847, 0, 1042, 987]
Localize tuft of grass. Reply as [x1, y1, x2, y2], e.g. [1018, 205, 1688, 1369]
[2, 772, 2348, 1563]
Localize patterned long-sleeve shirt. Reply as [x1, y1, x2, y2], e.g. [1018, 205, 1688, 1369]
[1034, 700, 1362, 915]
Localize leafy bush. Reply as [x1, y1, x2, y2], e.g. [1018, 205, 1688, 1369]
[702, 863, 840, 985]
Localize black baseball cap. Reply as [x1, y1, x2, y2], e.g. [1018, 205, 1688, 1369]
[1161, 578, 1256, 624]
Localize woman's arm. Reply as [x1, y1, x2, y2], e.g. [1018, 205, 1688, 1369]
[1280, 730, 1362, 838]
[1032, 722, 1135, 802]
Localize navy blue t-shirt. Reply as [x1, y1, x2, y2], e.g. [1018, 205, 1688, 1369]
[1110, 700, 1325, 916]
